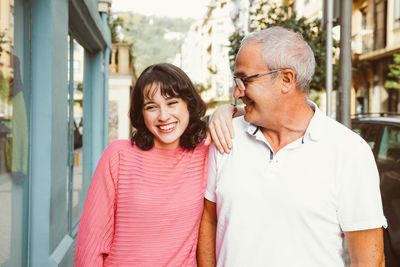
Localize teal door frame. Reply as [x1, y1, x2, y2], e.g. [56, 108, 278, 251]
[28, 0, 111, 266]
[30, 0, 71, 265]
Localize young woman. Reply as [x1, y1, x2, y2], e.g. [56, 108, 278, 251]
[74, 63, 228, 266]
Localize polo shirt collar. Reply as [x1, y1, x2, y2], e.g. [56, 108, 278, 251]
[304, 100, 323, 142]
[245, 100, 324, 142]
[247, 124, 260, 136]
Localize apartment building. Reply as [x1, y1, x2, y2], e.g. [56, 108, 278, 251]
[181, 0, 235, 109]
[108, 43, 135, 141]
[182, 0, 325, 108]
[229, 0, 253, 33]
[185, 0, 400, 114]
[352, 0, 400, 113]
[230, 0, 400, 114]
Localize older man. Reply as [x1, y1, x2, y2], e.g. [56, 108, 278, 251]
[198, 27, 387, 267]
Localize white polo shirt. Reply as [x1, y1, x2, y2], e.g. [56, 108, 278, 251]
[205, 103, 387, 267]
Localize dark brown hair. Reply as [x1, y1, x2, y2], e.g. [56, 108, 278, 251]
[130, 63, 207, 150]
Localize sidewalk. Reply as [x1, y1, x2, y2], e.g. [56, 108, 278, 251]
[0, 172, 12, 264]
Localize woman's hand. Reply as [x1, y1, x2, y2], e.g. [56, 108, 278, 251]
[205, 104, 242, 153]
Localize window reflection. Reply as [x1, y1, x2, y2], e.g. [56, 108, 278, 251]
[0, 0, 28, 265]
[378, 126, 400, 264]
[73, 40, 84, 225]
[0, 0, 15, 263]
[67, 38, 84, 230]
[352, 123, 380, 151]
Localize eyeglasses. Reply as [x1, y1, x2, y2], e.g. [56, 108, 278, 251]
[233, 68, 284, 91]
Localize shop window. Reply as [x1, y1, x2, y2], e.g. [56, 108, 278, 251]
[0, 0, 29, 265]
[67, 36, 84, 234]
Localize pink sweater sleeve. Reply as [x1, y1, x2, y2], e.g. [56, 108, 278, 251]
[74, 143, 119, 266]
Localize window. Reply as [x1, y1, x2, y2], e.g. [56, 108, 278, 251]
[67, 36, 85, 234]
[0, 0, 29, 264]
[216, 22, 224, 34]
[352, 122, 381, 151]
[377, 126, 400, 162]
[361, 8, 367, 30]
[377, 125, 400, 257]
[395, 0, 400, 29]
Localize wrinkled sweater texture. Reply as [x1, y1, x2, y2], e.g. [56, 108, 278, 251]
[74, 140, 209, 266]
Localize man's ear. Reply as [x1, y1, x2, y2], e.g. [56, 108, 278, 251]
[280, 69, 296, 94]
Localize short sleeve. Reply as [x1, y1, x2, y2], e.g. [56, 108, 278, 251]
[337, 140, 387, 231]
[205, 143, 218, 203]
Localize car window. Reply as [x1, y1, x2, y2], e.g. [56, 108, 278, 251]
[378, 126, 400, 161]
[352, 122, 380, 151]
[377, 125, 400, 257]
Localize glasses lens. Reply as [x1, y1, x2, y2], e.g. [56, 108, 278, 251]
[234, 78, 245, 91]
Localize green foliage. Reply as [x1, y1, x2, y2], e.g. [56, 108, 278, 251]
[384, 53, 400, 90]
[116, 13, 194, 75]
[194, 82, 232, 110]
[228, 31, 245, 72]
[194, 82, 211, 95]
[194, 82, 222, 109]
[108, 14, 136, 65]
[108, 16, 126, 44]
[228, 1, 339, 92]
[308, 89, 321, 106]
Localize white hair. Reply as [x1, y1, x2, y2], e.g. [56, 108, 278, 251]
[240, 26, 316, 92]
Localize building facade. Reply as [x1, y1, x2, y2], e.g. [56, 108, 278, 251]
[181, 0, 235, 110]
[0, 0, 111, 266]
[108, 42, 135, 141]
[184, 0, 400, 115]
[352, 0, 400, 113]
[181, 0, 325, 109]
[229, 0, 253, 34]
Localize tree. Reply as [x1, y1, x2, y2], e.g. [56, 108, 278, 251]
[120, 14, 193, 74]
[108, 15, 127, 43]
[385, 53, 400, 90]
[193, 82, 227, 110]
[228, 1, 339, 95]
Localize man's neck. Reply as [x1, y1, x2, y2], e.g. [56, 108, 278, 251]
[261, 98, 314, 153]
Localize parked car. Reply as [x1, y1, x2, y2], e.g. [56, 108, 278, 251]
[352, 113, 400, 266]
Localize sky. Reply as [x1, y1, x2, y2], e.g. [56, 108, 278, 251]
[111, 0, 211, 19]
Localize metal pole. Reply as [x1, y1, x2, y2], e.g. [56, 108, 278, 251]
[339, 0, 352, 128]
[326, 0, 333, 117]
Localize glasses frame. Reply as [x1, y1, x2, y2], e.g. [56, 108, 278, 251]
[233, 68, 284, 91]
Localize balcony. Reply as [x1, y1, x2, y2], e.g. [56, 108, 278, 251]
[352, 29, 374, 54]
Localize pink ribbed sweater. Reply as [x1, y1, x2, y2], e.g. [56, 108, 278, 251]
[74, 140, 208, 267]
